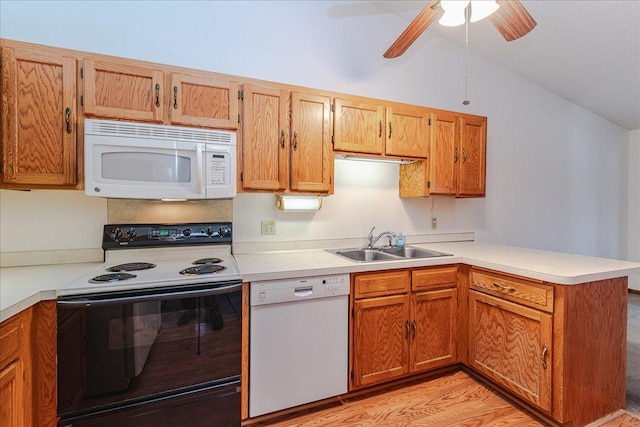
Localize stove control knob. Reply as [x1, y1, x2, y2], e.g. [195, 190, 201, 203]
[183, 228, 192, 237]
[126, 228, 138, 240]
[206, 227, 214, 236]
[219, 227, 231, 238]
[112, 228, 123, 241]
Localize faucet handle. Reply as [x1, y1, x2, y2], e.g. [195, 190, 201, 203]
[367, 226, 376, 247]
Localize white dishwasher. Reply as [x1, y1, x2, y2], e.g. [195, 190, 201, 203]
[249, 274, 350, 417]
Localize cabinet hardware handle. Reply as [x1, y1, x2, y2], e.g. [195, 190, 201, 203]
[379, 120, 383, 138]
[173, 86, 178, 109]
[155, 83, 160, 107]
[293, 131, 298, 151]
[541, 344, 549, 369]
[64, 108, 72, 134]
[462, 148, 467, 163]
[411, 320, 417, 339]
[405, 320, 410, 338]
[492, 282, 516, 293]
[280, 130, 285, 149]
[454, 147, 459, 163]
[388, 121, 392, 139]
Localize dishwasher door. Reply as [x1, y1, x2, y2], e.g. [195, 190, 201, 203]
[249, 274, 350, 417]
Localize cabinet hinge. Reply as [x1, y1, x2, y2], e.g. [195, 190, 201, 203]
[80, 95, 84, 107]
[351, 307, 354, 318]
[350, 370, 354, 380]
[0, 162, 3, 174]
[427, 180, 431, 189]
[331, 135, 335, 145]
[428, 118, 432, 126]
[80, 67, 83, 79]
[238, 90, 243, 100]
[238, 113, 241, 124]
[240, 172, 243, 182]
[331, 104, 335, 113]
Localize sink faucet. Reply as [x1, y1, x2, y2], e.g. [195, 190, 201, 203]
[367, 226, 396, 248]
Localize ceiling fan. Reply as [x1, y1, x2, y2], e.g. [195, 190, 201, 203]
[383, 0, 537, 59]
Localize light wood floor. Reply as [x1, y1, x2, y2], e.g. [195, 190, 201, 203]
[260, 370, 640, 427]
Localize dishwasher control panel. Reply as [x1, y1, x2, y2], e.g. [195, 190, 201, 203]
[250, 274, 349, 306]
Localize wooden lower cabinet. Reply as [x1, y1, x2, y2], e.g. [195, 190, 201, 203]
[350, 267, 458, 390]
[0, 301, 57, 427]
[468, 289, 553, 412]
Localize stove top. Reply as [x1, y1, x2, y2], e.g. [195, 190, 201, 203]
[58, 222, 241, 296]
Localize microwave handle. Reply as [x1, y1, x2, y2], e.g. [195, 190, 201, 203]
[198, 144, 205, 196]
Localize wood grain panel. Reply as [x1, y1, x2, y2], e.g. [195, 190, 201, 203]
[333, 97, 383, 155]
[429, 111, 458, 195]
[471, 269, 554, 312]
[0, 360, 24, 427]
[398, 159, 428, 198]
[354, 270, 410, 299]
[241, 84, 288, 191]
[0, 313, 22, 369]
[83, 58, 163, 122]
[31, 300, 57, 427]
[352, 294, 410, 389]
[410, 288, 457, 372]
[457, 115, 486, 197]
[412, 265, 458, 291]
[469, 290, 552, 412]
[289, 92, 332, 193]
[170, 73, 238, 129]
[1, 46, 77, 186]
[552, 278, 628, 425]
[384, 105, 429, 158]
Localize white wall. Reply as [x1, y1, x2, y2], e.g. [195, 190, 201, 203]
[0, 1, 632, 262]
[629, 130, 640, 290]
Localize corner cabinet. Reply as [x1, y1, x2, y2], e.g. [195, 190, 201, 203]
[1, 43, 79, 189]
[240, 84, 333, 194]
[333, 97, 430, 160]
[399, 112, 486, 198]
[350, 266, 458, 390]
[82, 57, 239, 129]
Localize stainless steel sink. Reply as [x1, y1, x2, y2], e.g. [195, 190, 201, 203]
[327, 246, 452, 263]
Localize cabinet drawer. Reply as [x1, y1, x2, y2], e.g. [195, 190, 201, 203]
[470, 269, 553, 313]
[412, 265, 457, 291]
[354, 270, 410, 299]
[0, 314, 23, 369]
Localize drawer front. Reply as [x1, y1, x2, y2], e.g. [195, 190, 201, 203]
[0, 314, 23, 369]
[412, 265, 457, 291]
[354, 270, 410, 299]
[470, 270, 554, 313]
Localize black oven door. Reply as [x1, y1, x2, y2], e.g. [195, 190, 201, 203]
[57, 281, 242, 427]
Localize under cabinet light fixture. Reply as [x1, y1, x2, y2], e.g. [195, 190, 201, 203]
[276, 195, 323, 212]
[337, 154, 417, 165]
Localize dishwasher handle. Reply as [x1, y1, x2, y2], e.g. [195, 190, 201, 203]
[294, 286, 313, 297]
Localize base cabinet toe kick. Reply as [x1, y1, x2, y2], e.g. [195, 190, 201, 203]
[244, 265, 629, 426]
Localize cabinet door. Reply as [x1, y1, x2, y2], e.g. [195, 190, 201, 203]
[352, 294, 409, 389]
[385, 105, 429, 158]
[411, 288, 457, 373]
[429, 111, 458, 195]
[241, 84, 288, 191]
[83, 59, 164, 122]
[469, 290, 552, 411]
[333, 98, 384, 155]
[0, 359, 25, 427]
[169, 73, 239, 129]
[290, 92, 333, 193]
[1, 46, 77, 187]
[457, 115, 486, 197]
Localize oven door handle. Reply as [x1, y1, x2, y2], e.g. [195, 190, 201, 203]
[57, 282, 243, 307]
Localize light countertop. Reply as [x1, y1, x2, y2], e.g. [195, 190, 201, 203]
[2, 241, 639, 322]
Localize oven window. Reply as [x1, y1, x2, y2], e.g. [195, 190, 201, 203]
[57, 291, 241, 418]
[101, 151, 192, 182]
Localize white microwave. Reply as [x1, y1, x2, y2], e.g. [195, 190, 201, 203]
[84, 119, 236, 200]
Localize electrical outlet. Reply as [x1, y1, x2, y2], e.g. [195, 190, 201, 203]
[431, 217, 437, 230]
[261, 220, 276, 235]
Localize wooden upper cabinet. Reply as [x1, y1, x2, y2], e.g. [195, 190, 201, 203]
[457, 115, 486, 197]
[289, 92, 333, 193]
[169, 73, 238, 129]
[333, 98, 384, 155]
[429, 111, 458, 195]
[1, 45, 78, 188]
[385, 105, 430, 158]
[82, 59, 164, 122]
[241, 84, 289, 191]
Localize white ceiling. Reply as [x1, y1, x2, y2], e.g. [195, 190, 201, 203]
[371, 0, 640, 130]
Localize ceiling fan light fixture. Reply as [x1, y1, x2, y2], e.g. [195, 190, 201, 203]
[469, 0, 499, 23]
[439, 0, 469, 27]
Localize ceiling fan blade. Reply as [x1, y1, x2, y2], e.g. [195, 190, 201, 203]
[489, 0, 537, 42]
[384, 0, 442, 58]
